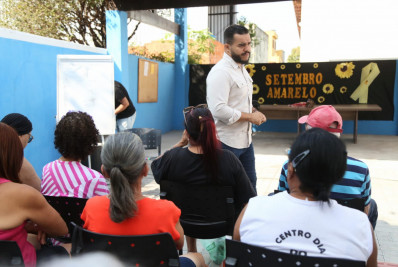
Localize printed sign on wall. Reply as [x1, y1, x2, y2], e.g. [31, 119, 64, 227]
[189, 60, 396, 120]
[246, 60, 395, 120]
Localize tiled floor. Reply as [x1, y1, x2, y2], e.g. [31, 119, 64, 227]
[142, 130, 398, 265]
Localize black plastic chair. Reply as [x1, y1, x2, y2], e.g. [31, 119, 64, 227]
[71, 222, 180, 267]
[126, 128, 162, 158]
[160, 180, 235, 239]
[273, 190, 366, 212]
[81, 145, 102, 172]
[336, 198, 366, 212]
[45, 195, 88, 243]
[225, 239, 366, 267]
[0, 240, 24, 266]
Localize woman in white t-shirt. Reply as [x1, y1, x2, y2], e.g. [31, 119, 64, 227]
[234, 128, 377, 267]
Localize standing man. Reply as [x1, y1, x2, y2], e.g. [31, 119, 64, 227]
[114, 80, 136, 132]
[206, 25, 266, 191]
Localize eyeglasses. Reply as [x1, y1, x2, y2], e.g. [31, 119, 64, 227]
[28, 134, 34, 143]
[183, 104, 208, 124]
[291, 149, 310, 169]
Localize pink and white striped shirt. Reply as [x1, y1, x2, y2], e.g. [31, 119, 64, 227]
[41, 160, 109, 198]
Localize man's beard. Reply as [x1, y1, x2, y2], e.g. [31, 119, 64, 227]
[231, 51, 250, 64]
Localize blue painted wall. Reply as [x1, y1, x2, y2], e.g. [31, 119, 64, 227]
[173, 8, 189, 130]
[128, 55, 177, 132]
[0, 31, 179, 177]
[0, 35, 106, 177]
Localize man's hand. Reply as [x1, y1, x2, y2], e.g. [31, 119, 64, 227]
[250, 111, 267, 126]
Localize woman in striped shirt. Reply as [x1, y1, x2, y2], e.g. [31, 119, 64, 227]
[41, 111, 109, 198]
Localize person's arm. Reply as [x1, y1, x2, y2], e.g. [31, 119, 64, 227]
[114, 97, 129, 115]
[174, 220, 185, 250]
[238, 111, 266, 125]
[278, 161, 290, 192]
[151, 148, 175, 184]
[172, 130, 189, 149]
[362, 170, 372, 215]
[19, 157, 41, 191]
[207, 69, 266, 126]
[232, 155, 256, 212]
[22, 186, 68, 237]
[367, 225, 378, 267]
[233, 204, 248, 241]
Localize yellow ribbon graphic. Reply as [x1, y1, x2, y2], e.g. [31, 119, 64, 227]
[350, 63, 380, 103]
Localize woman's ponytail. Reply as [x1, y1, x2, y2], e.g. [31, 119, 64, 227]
[101, 133, 146, 223]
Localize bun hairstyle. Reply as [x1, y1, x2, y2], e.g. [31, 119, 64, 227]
[100, 132, 146, 223]
[288, 128, 347, 202]
[0, 123, 24, 183]
[184, 107, 221, 183]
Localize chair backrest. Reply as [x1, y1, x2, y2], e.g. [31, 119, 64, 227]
[274, 190, 366, 212]
[0, 240, 24, 266]
[225, 239, 366, 267]
[45, 195, 88, 242]
[81, 144, 102, 172]
[336, 198, 366, 212]
[126, 128, 161, 157]
[71, 223, 180, 267]
[160, 180, 235, 239]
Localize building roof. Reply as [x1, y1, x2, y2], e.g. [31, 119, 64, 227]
[114, 0, 291, 11]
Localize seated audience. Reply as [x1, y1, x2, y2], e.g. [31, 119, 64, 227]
[0, 122, 68, 267]
[151, 105, 256, 252]
[234, 128, 377, 266]
[41, 111, 109, 198]
[81, 132, 206, 267]
[278, 105, 378, 228]
[1, 113, 41, 191]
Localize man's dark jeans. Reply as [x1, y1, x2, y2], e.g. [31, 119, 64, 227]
[221, 142, 257, 193]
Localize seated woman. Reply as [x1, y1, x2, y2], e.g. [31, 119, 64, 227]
[41, 111, 109, 198]
[0, 122, 68, 267]
[151, 105, 256, 251]
[234, 128, 377, 266]
[81, 132, 206, 267]
[1, 113, 41, 191]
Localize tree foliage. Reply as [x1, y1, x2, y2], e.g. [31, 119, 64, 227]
[187, 29, 216, 64]
[0, 0, 117, 48]
[130, 28, 216, 64]
[287, 46, 300, 62]
[237, 17, 260, 47]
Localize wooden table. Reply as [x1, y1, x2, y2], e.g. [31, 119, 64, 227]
[258, 104, 382, 143]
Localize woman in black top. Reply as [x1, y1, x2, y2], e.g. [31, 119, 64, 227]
[151, 105, 256, 252]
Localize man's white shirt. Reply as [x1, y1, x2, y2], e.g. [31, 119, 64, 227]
[206, 53, 253, 149]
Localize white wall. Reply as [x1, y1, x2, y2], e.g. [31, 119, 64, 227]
[300, 0, 398, 62]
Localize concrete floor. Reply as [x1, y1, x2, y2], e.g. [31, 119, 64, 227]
[142, 130, 398, 264]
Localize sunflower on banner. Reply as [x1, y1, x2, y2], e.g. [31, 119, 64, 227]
[245, 64, 256, 77]
[335, 62, 355, 79]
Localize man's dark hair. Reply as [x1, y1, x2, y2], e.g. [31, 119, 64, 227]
[224, 24, 249, 45]
[288, 128, 347, 202]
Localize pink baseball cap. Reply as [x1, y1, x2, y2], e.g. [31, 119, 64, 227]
[298, 105, 343, 133]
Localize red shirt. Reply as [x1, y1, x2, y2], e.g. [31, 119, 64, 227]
[81, 196, 181, 242]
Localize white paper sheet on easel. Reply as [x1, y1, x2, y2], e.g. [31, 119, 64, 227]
[57, 55, 115, 135]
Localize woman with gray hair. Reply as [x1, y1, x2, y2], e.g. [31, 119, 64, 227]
[81, 132, 206, 267]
